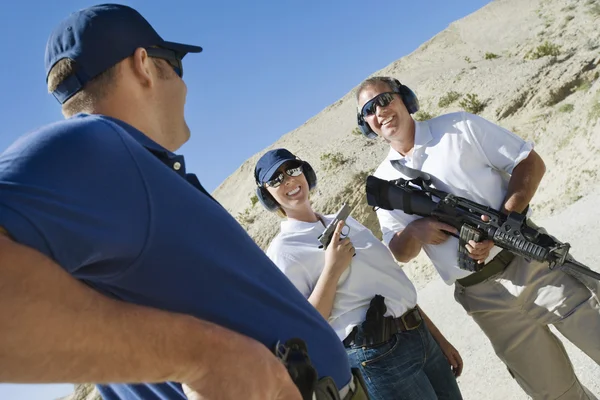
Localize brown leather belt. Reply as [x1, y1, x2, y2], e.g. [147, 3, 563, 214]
[342, 307, 422, 348]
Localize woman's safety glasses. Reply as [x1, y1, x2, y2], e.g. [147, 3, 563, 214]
[360, 92, 396, 117]
[265, 164, 304, 188]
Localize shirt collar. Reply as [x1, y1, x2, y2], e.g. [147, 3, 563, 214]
[386, 120, 434, 160]
[280, 217, 323, 234]
[99, 115, 188, 178]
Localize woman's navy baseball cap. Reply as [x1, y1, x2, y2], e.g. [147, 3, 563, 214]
[254, 148, 298, 185]
[45, 3, 203, 104]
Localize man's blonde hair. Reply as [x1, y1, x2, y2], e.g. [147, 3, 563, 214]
[47, 58, 118, 117]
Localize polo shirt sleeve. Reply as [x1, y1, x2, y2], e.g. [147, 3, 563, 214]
[377, 208, 415, 247]
[463, 112, 534, 174]
[266, 245, 313, 298]
[0, 118, 149, 280]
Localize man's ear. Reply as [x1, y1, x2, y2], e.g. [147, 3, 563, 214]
[130, 47, 154, 87]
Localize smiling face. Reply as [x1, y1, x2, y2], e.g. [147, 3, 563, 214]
[264, 161, 311, 215]
[357, 81, 415, 145]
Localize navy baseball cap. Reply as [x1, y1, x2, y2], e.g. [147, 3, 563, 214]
[45, 3, 203, 104]
[254, 149, 299, 185]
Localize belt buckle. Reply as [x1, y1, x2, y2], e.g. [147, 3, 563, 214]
[400, 308, 421, 331]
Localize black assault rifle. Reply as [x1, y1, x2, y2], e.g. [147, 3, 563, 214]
[364, 161, 600, 280]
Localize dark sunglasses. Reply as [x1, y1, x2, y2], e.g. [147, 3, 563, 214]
[360, 92, 396, 117]
[145, 47, 184, 78]
[265, 164, 304, 188]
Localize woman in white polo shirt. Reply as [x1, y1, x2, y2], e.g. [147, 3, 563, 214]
[254, 148, 464, 400]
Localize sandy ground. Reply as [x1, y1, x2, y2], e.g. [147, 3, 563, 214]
[418, 182, 600, 399]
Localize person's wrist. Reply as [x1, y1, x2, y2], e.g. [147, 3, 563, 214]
[323, 261, 344, 278]
[405, 221, 423, 243]
[169, 316, 234, 384]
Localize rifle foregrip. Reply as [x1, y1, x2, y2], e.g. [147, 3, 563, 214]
[493, 230, 549, 261]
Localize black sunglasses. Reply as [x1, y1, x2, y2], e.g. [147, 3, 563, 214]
[265, 164, 304, 188]
[360, 92, 396, 117]
[145, 47, 183, 78]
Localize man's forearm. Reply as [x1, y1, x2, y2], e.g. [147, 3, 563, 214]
[389, 225, 422, 263]
[0, 235, 239, 385]
[503, 150, 546, 213]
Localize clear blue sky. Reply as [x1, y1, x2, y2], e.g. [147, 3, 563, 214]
[0, 0, 491, 398]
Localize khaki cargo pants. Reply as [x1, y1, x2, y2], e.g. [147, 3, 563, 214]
[454, 256, 600, 400]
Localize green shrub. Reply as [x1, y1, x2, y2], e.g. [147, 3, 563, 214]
[485, 52, 499, 60]
[438, 91, 461, 108]
[351, 127, 362, 136]
[558, 103, 574, 113]
[237, 208, 255, 227]
[320, 152, 349, 170]
[524, 41, 561, 59]
[413, 111, 435, 121]
[250, 194, 258, 207]
[588, 100, 600, 122]
[575, 80, 592, 92]
[459, 93, 486, 114]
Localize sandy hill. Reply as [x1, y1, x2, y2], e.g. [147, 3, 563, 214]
[61, 0, 600, 398]
[213, 0, 600, 288]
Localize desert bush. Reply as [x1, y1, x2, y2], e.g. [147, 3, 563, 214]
[485, 52, 499, 60]
[464, 56, 471, 63]
[351, 127, 362, 136]
[575, 80, 592, 92]
[320, 152, 349, 170]
[558, 103, 574, 113]
[438, 91, 461, 108]
[237, 208, 255, 228]
[588, 100, 600, 122]
[459, 93, 486, 114]
[413, 111, 435, 121]
[250, 194, 259, 207]
[525, 41, 561, 59]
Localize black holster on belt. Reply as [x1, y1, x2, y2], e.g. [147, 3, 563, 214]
[360, 295, 390, 346]
[274, 338, 319, 400]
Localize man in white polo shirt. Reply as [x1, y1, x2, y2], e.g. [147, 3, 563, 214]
[355, 76, 600, 400]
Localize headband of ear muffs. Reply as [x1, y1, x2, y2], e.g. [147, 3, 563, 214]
[356, 78, 420, 139]
[255, 160, 317, 212]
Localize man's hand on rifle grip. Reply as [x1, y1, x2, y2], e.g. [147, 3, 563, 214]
[465, 215, 495, 264]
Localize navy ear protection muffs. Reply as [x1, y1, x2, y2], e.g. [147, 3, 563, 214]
[356, 78, 420, 139]
[256, 160, 317, 212]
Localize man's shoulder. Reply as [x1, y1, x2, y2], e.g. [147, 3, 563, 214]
[428, 111, 496, 132]
[426, 111, 470, 130]
[4, 114, 125, 158]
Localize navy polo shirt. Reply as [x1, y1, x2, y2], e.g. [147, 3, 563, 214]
[0, 114, 351, 399]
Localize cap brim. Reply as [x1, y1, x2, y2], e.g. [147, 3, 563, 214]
[260, 159, 296, 184]
[162, 40, 203, 59]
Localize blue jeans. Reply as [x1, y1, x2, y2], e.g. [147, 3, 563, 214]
[345, 321, 463, 400]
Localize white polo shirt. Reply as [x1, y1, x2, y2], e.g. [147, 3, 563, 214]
[266, 214, 417, 340]
[374, 111, 534, 285]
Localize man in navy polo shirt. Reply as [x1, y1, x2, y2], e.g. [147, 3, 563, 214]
[0, 4, 355, 400]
